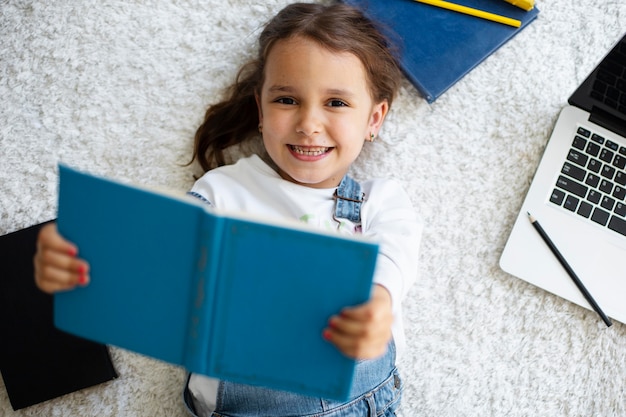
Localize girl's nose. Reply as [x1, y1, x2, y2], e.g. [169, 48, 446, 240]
[295, 106, 322, 137]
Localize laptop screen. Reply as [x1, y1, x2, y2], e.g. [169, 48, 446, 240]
[568, 33, 626, 138]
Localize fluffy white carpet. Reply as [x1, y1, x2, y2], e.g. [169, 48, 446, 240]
[2, 0, 626, 416]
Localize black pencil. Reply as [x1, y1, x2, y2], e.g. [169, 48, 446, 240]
[527, 212, 612, 327]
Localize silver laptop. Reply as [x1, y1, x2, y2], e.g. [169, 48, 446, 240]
[500, 33, 626, 324]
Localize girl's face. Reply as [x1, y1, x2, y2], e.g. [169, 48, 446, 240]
[256, 36, 388, 189]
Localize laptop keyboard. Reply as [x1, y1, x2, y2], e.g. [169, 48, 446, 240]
[550, 126, 626, 237]
[591, 38, 626, 116]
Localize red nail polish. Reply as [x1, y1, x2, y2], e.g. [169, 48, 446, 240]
[323, 329, 332, 341]
[78, 275, 87, 285]
[68, 247, 77, 257]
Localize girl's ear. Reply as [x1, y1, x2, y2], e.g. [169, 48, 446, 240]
[369, 100, 389, 137]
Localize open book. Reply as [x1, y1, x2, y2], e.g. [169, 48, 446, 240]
[53, 165, 379, 401]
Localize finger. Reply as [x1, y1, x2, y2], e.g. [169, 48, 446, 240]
[338, 303, 393, 330]
[38, 223, 78, 256]
[34, 227, 89, 293]
[327, 316, 392, 346]
[323, 327, 388, 359]
[324, 310, 392, 358]
[337, 304, 372, 321]
[328, 314, 368, 337]
[34, 251, 89, 293]
[35, 266, 85, 293]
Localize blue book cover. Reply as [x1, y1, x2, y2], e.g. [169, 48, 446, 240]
[343, 0, 539, 103]
[54, 164, 379, 401]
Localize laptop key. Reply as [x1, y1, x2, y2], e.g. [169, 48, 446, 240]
[564, 195, 579, 212]
[586, 142, 601, 157]
[591, 207, 610, 226]
[614, 186, 626, 201]
[550, 188, 566, 205]
[585, 173, 600, 188]
[562, 162, 586, 181]
[572, 136, 587, 150]
[615, 202, 626, 217]
[577, 127, 591, 138]
[605, 140, 619, 151]
[601, 195, 616, 211]
[599, 179, 614, 194]
[578, 201, 593, 218]
[600, 148, 615, 163]
[556, 175, 588, 198]
[608, 215, 626, 237]
[591, 133, 605, 144]
[587, 189, 602, 204]
[567, 149, 589, 167]
[601, 165, 616, 180]
[587, 158, 602, 173]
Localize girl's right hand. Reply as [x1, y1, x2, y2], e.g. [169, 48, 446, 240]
[34, 223, 89, 293]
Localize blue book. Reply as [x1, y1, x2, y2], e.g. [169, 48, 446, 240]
[54, 165, 378, 401]
[343, 0, 539, 103]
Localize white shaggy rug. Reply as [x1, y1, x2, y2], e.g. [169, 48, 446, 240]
[2, 1, 626, 416]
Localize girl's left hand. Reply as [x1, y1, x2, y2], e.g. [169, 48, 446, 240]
[323, 285, 393, 360]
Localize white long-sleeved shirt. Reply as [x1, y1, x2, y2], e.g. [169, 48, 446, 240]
[187, 154, 422, 416]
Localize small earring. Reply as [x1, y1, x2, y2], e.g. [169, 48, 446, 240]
[367, 133, 376, 142]
[258, 124, 263, 133]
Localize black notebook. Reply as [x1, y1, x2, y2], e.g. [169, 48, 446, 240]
[0, 221, 117, 410]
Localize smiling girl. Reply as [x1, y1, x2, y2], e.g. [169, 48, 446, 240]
[34, 3, 422, 416]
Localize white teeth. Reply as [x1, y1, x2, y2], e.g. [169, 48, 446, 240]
[290, 145, 329, 156]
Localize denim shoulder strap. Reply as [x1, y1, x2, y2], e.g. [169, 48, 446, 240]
[333, 175, 364, 224]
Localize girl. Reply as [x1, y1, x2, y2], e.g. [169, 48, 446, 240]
[34, 3, 422, 416]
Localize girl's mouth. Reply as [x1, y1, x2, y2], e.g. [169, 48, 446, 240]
[289, 145, 331, 156]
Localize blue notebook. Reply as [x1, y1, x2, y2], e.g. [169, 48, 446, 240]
[343, 0, 539, 103]
[54, 165, 378, 401]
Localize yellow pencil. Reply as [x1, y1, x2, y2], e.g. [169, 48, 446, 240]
[414, 0, 522, 28]
[504, 0, 534, 12]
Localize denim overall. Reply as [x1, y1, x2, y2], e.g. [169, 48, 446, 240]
[184, 175, 403, 417]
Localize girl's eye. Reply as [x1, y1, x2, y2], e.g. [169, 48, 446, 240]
[275, 97, 296, 105]
[329, 99, 348, 107]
